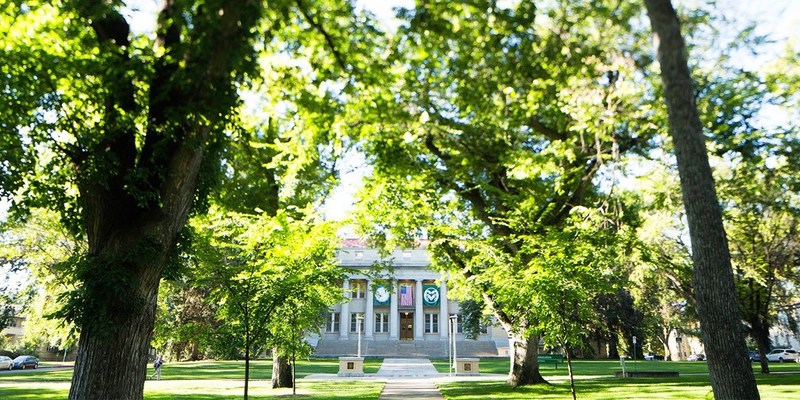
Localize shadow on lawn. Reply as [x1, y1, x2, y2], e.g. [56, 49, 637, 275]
[438, 376, 719, 399]
[0, 387, 66, 400]
[440, 372, 800, 400]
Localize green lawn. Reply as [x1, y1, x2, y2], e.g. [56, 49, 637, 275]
[437, 373, 800, 399]
[2, 357, 800, 399]
[433, 357, 800, 376]
[0, 358, 384, 383]
[0, 358, 386, 399]
[435, 359, 800, 399]
[0, 380, 384, 400]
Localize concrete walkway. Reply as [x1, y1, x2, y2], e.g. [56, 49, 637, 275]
[375, 358, 442, 378]
[379, 379, 445, 399]
[376, 359, 444, 399]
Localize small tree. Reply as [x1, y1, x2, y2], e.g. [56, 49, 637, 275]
[197, 210, 342, 399]
[502, 210, 623, 399]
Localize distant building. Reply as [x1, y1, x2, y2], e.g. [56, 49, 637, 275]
[312, 240, 508, 357]
[1, 306, 25, 346]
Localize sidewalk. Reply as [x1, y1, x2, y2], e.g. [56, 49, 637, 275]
[302, 357, 509, 398]
[379, 379, 444, 400]
[375, 358, 442, 378]
[376, 359, 444, 400]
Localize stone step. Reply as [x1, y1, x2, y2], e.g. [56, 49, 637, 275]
[313, 339, 499, 357]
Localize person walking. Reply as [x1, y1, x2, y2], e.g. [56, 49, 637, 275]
[149, 356, 164, 380]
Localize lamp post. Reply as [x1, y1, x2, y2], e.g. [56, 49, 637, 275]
[447, 316, 452, 377]
[449, 315, 458, 376]
[356, 314, 364, 358]
[632, 336, 637, 372]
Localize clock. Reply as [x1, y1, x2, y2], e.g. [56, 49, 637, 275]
[375, 286, 390, 303]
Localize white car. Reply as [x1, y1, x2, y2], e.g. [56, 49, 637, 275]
[765, 349, 799, 363]
[0, 356, 12, 370]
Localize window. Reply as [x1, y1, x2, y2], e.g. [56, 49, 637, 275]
[402, 251, 412, 260]
[355, 251, 364, 260]
[375, 312, 389, 333]
[350, 313, 365, 333]
[425, 313, 439, 334]
[325, 312, 340, 333]
[351, 280, 366, 299]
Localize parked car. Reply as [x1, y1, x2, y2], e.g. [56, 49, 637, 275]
[765, 349, 799, 363]
[748, 350, 761, 362]
[10, 355, 39, 369]
[644, 352, 664, 361]
[0, 356, 12, 370]
[687, 354, 706, 361]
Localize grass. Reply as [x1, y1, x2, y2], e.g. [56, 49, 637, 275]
[0, 380, 384, 400]
[0, 358, 386, 399]
[432, 357, 800, 376]
[2, 357, 800, 399]
[435, 359, 800, 399]
[0, 358, 385, 383]
[437, 373, 800, 399]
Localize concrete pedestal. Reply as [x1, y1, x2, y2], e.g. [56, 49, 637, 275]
[338, 356, 365, 377]
[455, 358, 480, 375]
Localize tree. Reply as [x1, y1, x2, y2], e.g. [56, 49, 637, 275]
[721, 152, 800, 373]
[501, 213, 626, 400]
[1, 1, 265, 397]
[591, 287, 647, 359]
[196, 210, 343, 399]
[700, 61, 800, 374]
[268, 271, 338, 394]
[0, 304, 12, 334]
[643, 0, 760, 397]
[458, 299, 485, 341]
[152, 276, 219, 361]
[0, 208, 80, 356]
[1, 1, 376, 397]
[353, 0, 653, 386]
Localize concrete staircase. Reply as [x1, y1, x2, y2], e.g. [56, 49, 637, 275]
[313, 339, 499, 357]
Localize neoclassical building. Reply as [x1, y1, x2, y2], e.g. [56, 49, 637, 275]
[312, 240, 507, 357]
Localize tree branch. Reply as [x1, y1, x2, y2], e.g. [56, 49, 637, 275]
[439, 240, 517, 333]
[295, 0, 350, 73]
[527, 117, 566, 142]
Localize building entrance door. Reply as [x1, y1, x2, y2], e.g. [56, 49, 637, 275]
[400, 312, 414, 340]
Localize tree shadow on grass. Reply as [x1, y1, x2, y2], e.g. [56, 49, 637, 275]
[0, 387, 66, 399]
[440, 373, 800, 399]
[439, 376, 718, 399]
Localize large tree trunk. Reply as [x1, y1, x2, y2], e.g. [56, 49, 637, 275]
[643, 0, 760, 398]
[69, 255, 160, 400]
[63, 1, 264, 398]
[752, 320, 771, 374]
[187, 341, 201, 361]
[608, 332, 620, 359]
[272, 352, 293, 389]
[507, 333, 548, 386]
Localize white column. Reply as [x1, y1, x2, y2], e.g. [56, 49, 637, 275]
[365, 280, 374, 339]
[414, 280, 424, 339]
[340, 279, 350, 339]
[439, 278, 448, 339]
[389, 280, 399, 339]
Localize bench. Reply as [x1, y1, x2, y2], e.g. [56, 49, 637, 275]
[538, 354, 565, 369]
